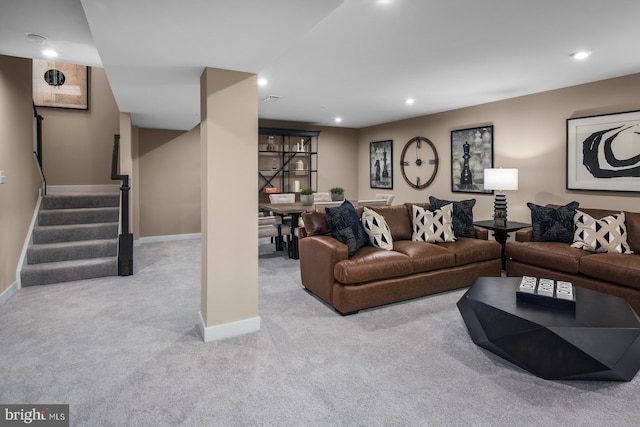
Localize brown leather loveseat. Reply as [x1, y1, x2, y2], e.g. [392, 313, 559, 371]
[506, 205, 640, 312]
[298, 202, 502, 314]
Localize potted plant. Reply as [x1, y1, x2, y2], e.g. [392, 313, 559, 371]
[329, 187, 344, 202]
[494, 211, 507, 227]
[300, 187, 314, 206]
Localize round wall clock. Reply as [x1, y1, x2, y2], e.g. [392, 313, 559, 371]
[400, 136, 439, 189]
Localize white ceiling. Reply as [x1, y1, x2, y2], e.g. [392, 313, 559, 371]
[2, 0, 640, 131]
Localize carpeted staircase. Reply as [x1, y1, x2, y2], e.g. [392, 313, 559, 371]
[21, 193, 120, 287]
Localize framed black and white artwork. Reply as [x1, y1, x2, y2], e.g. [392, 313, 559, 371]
[370, 140, 393, 189]
[451, 125, 494, 194]
[567, 111, 640, 192]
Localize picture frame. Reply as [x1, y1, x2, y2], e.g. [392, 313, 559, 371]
[370, 140, 393, 189]
[33, 59, 89, 110]
[451, 125, 494, 194]
[567, 111, 640, 192]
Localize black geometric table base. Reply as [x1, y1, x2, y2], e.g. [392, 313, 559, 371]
[457, 277, 640, 381]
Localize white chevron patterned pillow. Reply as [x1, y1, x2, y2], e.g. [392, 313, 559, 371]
[412, 203, 456, 243]
[361, 207, 393, 250]
[571, 210, 633, 254]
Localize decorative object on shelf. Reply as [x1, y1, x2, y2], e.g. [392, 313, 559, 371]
[33, 59, 89, 110]
[266, 136, 276, 151]
[484, 168, 518, 223]
[567, 110, 640, 192]
[400, 137, 438, 189]
[300, 187, 314, 206]
[330, 187, 344, 201]
[295, 159, 304, 171]
[451, 126, 494, 193]
[369, 140, 393, 189]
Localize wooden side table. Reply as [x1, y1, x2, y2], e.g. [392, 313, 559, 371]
[473, 220, 531, 269]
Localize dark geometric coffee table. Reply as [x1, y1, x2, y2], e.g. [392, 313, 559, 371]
[457, 277, 640, 381]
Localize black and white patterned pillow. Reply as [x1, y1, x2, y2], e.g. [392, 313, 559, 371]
[361, 207, 393, 250]
[528, 201, 579, 243]
[412, 204, 456, 243]
[429, 196, 476, 238]
[572, 210, 633, 254]
[325, 200, 369, 257]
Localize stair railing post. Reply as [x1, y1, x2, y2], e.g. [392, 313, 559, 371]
[111, 134, 134, 276]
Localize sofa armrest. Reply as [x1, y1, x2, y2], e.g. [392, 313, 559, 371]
[299, 235, 348, 305]
[515, 227, 533, 242]
[474, 226, 489, 240]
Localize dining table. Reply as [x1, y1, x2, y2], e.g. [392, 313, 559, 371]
[259, 202, 311, 259]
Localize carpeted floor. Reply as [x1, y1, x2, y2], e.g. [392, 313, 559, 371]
[1, 238, 639, 426]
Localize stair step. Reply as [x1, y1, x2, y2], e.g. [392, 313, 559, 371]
[33, 222, 119, 244]
[41, 193, 120, 210]
[38, 207, 119, 226]
[27, 239, 118, 264]
[20, 257, 118, 287]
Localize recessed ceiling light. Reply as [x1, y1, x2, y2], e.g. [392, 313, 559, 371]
[571, 51, 591, 60]
[334, 117, 342, 123]
[42, 49, 58, 57]
[405, 98, 415, 105]
[26, 33, 47, 45]
[258, 78, 268, 86]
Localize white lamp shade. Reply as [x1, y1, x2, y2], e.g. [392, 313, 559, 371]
[484, 168, 518, 191]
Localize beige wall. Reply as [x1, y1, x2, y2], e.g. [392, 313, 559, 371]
[358, 73, 640, 222]
[0, 55, 41, 295]
[138, 127, 201, 237]
[40, 67, 120, 185]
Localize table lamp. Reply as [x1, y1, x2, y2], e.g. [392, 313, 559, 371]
[484, 168, 518, 225]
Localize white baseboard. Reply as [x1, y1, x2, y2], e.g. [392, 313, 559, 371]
[198, 313, 261, 342]
[15, 194, 43, 289]
[47, 185, 120, 194]
[136, 233, 201, 246]
[0, 281, 19, 307]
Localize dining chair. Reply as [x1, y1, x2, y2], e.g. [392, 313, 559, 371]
[269, 193, 296, 204]
[357, 199, 387, 207]
[375, 194, 395, 205]
[258, 214, 290, 251]
[313, 201, 343, 210]
[313, 192, 332, 202]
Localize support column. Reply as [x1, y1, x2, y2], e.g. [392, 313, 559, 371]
[199, 67, 259, 342]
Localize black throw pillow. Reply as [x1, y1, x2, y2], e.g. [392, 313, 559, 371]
[326, 200, 369, 257]
[527, 201, 579, 243]
[429, 196, 476, 238]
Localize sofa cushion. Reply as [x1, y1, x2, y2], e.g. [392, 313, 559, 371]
[370, 205, 414, 240]
[412, 204, 455, 243]
[572, 210, 633, 254]
[438, 238, 502, 266]
[392, 240, 456, 273]
[624, 211, 640, 253]
[334, 246, 413, 284]
[429, 196, 476, 238]
[326, 200, 369, 257]
[301, 210, 331, 236]
[579, 253, 640, 290]
[361, 207, 393, 250]
[506, 241, 588, 274]
[527, 201, 579, 243]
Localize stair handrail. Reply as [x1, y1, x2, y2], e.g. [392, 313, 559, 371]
[110, 134, 133, 276]
[32, 102, 46, 195]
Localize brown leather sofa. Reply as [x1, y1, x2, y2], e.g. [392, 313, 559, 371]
[506, 206, 640, 313]
[298, 203, 502, 314]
